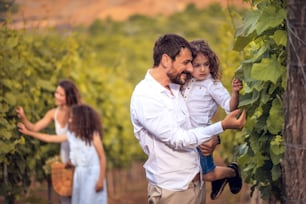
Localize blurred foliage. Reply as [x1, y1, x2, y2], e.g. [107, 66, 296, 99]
[232, 0, 286, 201]
[0, 2, 256, 202]
[0, 0, 18, 22]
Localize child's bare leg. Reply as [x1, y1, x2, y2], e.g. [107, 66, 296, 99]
[203, 166, 236, 181]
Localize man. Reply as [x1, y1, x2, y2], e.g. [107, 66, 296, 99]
[130, 34, 245, 204]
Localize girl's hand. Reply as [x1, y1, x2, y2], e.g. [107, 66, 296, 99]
[95, 179, 104, 192]
[232, 79, 243, 92]
[199, 136, 219, 156]
[16, 106, 25, 119]
[17, 122, 29, 135]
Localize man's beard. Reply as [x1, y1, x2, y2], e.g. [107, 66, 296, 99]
[167, 70, 191, 85]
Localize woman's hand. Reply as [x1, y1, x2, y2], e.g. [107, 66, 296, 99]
[16, 106, 25, 119]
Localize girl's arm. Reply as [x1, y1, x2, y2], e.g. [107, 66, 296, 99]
[17, 122, 67, 143]
[16, 106, 54, 132]
[93, 132, 106, 192]
[229, 79, 243, 111]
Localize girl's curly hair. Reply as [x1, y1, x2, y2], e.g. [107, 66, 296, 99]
[68, 104, 103, 145]
[190, 40, 221, 80]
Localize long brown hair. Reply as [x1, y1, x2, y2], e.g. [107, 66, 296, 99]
[68, 104, 103, 145]
[58, 79, 82, 106]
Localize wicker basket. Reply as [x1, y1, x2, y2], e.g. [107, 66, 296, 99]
[51, 162, 74, 196]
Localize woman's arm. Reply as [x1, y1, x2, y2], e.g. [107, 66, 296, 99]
[16, 106, 54, 132]
[17, 122, 67, 143]
[93, 132, 106, 192]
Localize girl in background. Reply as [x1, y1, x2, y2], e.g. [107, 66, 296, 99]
[18, 104, 108, 204]
[16, 79, 82, 204]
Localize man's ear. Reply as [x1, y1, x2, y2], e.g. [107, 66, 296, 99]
[161, 54, 171, 68]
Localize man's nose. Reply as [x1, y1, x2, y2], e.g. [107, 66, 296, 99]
[186, 62, 193, 73]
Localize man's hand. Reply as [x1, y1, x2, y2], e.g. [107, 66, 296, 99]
[221, 109, 246, 130]
[199, 135, 219, 156]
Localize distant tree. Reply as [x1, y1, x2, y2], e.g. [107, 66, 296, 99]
[0, 0, 18, 22]
[283, 0, 306, 203]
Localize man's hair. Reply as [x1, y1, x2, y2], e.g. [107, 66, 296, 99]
[153, 34, 192, 67]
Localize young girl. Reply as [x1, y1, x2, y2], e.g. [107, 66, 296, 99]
[181, 40, 243, 200]
[18, 104, 108, 204]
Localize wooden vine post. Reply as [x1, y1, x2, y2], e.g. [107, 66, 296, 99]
[283, 0, 306, 203]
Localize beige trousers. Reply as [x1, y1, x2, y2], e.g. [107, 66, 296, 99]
[147, 180, 205, 204]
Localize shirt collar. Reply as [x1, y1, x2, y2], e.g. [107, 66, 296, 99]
[145, 70, 181, 96]
[191, 73, 212, 82]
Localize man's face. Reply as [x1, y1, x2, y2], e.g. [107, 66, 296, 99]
[167, 48, 193, 85]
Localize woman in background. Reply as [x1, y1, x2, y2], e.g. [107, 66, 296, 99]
[18, 104, 108, 204]
[16, 79, 82, 204]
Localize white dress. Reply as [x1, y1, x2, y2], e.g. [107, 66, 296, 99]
[54, 108, 71, 204]
[54, 108, 70, 163]
[67, 131, 108, 204]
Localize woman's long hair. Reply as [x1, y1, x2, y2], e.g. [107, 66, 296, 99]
[58, 79, 82, 106]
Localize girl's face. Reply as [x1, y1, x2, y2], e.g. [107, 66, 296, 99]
[191, 53, 211, 81]
[54, 86, 66, 106]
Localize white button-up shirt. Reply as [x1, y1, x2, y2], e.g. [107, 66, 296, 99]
[130, 71, 224, 191]
[181, 74, 231, 128]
